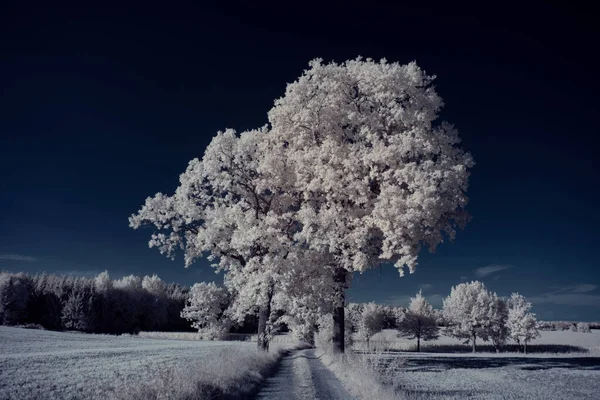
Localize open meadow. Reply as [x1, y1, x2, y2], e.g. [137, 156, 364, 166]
[0, 326, 294, 400]
[356, 329, 600, 400]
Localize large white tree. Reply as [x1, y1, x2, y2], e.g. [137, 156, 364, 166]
[397, 290, 439, 352]
[266, 58, 473, 352]
[443, 281, 494, 353]
[507, 293, 540, 354]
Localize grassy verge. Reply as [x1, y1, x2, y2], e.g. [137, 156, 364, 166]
[107, 346, 293, 400]
[317, 347, 407, 400]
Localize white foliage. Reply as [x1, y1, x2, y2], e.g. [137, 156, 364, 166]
[397, 290, 439, 347]
[141, 274, 166, 298]
[94, 271, 112, 293]
[267, 57, 473, 276]
[484, 294, 509, 351]
[443, 281, 494, 346]
[356, 302, 384, 345]
[113, 275, 142, 292]
[576, 322, 591, 333]
[507, 293, 540, 345]
[181, 282, 231, 339]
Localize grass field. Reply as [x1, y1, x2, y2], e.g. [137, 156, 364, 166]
[0, 326, 289, 400]
[357, 330, 600, 399]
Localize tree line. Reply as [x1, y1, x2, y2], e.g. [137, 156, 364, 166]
[0, 271, 191, 334]
[181, 279, 548, 354]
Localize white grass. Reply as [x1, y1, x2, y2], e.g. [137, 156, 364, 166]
[0, 326, 295, 400]
[318, 348, 406, 400]
[137, 330, 301, 344]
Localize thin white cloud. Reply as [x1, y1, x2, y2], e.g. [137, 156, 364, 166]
[0, 254, 37, 262]
[529, 294, 600, 308]
[418, 283, 433, 292]
[474, 264, 512, 278]
[529, 284, 599, 308]
[548, 283, 598, 294]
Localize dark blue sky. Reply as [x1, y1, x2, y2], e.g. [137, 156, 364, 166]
[1, 2, 599, 321]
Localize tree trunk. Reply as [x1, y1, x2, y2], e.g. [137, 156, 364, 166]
[516, 338, 521, 353]
[332, 267, 347, 354]
[417, 336, 420, 352]
[257, 285, 274, 352]
[524, 340, 527, 355]
[472, 331, 477, 353]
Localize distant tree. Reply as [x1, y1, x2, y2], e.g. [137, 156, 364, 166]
[0, 271, 189, 334]
[397, 290, 439, 352]
[33, 274, 62, 330]
[181, 282, 231, 339]
[0, 273, 30, 325]
[577, 322, 591, 333]
[61, 292, 88, 331]
[483, 294, 509, 353]
[114, 275, 143, 292]
[94, 271, 112, 293]
[356, 302, 384, 349]
[506, 293, 540, 354]
[443, 281, 494, 353]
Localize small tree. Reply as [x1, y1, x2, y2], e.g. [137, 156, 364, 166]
[357, 302, 384, 349]
[61, 292, 88, 331]
[443, 281, 493, 353]
[507, 293, 540, 354]
[483, 294, 508, 353]
[397, 290, 439, 352]
[577, 322, 591, 333]
[181, 282, 231, 339]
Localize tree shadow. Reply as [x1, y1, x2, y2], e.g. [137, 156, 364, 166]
[395, 343, 589, 354]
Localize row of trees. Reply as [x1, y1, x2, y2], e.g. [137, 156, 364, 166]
[0, 271, 190, 334]
[442, 282, 540, 353]
[349, 281, 541, 353]
[538, 321, 594, 332]
[130, 57, 474, 352]
[181, 278, 540, 354]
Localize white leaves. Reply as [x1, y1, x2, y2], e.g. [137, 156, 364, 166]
[356, 302, 385, 342]
[397, 290, 439, 342]
[443, 281, 496, 340]
[268, 58, 472, 276]
[507, 293, 540, 343]
[181, 282, 231, 337]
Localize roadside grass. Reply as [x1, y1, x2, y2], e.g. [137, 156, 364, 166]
[107, 347, 282, 400]
[108, 336, 307, 400]
[317, 340, 407, 400]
